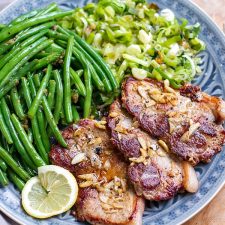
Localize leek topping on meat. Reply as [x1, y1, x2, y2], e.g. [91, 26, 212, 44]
[60, 0, 205, 87]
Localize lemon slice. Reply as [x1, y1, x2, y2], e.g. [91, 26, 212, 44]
[22, 165, 78, 219]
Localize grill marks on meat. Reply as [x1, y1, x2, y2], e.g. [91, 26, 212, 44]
[122, 78, 225, 165]
[108, 100, 183, 201]
[50, 119, 144, 225]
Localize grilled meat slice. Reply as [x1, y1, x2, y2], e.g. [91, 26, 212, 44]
[108, 100, 184, 201]
[180, 84, 225, 123]
[50, 119, 144, 225]
[122, 78, 225, 166]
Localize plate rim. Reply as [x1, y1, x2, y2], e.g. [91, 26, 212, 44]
[173, 1, 225, 223]
[0, 0, 225, 224]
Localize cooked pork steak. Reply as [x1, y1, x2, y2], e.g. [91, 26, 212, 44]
[108, 100, 184, 201]
[122, 78, 225, 165]
[50, 119, 144, 225]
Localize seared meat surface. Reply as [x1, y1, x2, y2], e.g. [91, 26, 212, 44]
[50, 119, 144, 225]
[122, 78, 225, 165]
[108, 100, 183, 201]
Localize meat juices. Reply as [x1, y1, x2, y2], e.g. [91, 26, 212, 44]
[108, 100, 183, 201]
[50, 119, 144, 225]
[122, 78, 225, 166]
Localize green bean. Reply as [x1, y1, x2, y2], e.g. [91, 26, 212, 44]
[72, 48, 104, 93]
[74, 45, 113, 91]
[33, 75, 41, 89]
[83, 67, 92, 118]
[1, 136, 10, 153]
[0, 98, 36, 169]
[8, 169, 25, 191]
[0, 22, 54, 55]
[0, 146, 30, 181]
[10, 10, 40, 25]
[76, 69, 83, 77]
[49, 33, 105, 91]
[70, 48, 105, 92]
[27, 128, 33, 143]
[0, 168, 8, 186]
[89, 62, 105, 92]
[74, 33, 118, 89]
[36, 3, 58, 17]
[1, 2, 56, 54]
[21, 77, 33, 108]
[0, 37, 44, 81]
[0, 38, 53, 89]
[5, 95, 13, 110]
[52, 70, 63, 124]
[72, 105, 80, 122]
[54, 39, 67, 48]
[0, 10, 73, 42]
[37, 108, 51, 152]
[60, 107, 65, 121]
[63, 36, 74, 124]
[42, 97, 67, 147]
[45, 43, 64, 54]
[59, 26, 118, 90]
[9, 146, 14, 155]
[11, 114, 47, 167]
[86, 62, 105, 90]
[28, 75, 50, 152]
[28, 64, 52, 119]
[70, 67, 86, 97]
[10, 87, 25, 120]
[35, 50, 63, 60]
[0, 29, 48, 70]
[52, 31, 110, 92]
[15, 22, 55, 45]
[21, 78, 49, 164]
[47, 80, 56, 110]
[31, 52, 61, 71]
[0, 61, 36, 99]
[55, 25, 70, 36]
[0, 41, 14, 59]
[1, 136, 14, 154]
[20, 158, 36, 177]
[10, 2, 57, 26]
[35, 52, 51, 59]
[31, 116, 49, 163]
[18, 88, 27, 110]
[33, 76, 67, 147]
[47, 29, 68, 41]
[0, 108, 13, 144]
[27, 74, 36, 99]
[0, 159, 7, 172]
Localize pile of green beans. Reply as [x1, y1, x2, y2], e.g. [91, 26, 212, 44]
[0, 3, 118, 191]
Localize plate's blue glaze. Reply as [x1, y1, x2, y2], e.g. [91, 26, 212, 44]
[0, 0, 225, 225]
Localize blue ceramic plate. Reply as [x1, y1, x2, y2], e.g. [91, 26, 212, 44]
[0, 0, 225, 225]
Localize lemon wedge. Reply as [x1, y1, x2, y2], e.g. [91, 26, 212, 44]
[22, 165, 78, 219]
